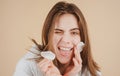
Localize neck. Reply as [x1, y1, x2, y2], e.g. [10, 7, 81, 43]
[57, 61, 72, 75]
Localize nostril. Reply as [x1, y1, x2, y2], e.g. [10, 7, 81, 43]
[60, 41, 71, 45]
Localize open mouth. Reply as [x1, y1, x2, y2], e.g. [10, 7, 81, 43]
[58, 47, 73, 56]
[58, 47, 72, 51]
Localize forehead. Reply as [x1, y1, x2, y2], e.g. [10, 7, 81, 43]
[54, 14, 79, 29]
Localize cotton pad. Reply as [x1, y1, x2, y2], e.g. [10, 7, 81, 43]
[77, 42, 85, 52]
[40, 51, 55, 60]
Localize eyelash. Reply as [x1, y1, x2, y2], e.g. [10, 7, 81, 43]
[54, 31, 62, 34]
[71, 32, 79, 35]
[55, 31, 61, 33]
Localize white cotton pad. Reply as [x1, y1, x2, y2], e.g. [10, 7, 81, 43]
[77, 42, 85, 52]
[40, 51, 55, 60]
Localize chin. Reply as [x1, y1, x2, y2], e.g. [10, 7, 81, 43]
[60, 61, 68, 64]
[58, 58, 71, 64]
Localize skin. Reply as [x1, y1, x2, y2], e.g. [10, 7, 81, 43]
[38, 14, 82, 76]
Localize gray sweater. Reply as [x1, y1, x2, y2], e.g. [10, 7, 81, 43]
[13, 45, 101, 76]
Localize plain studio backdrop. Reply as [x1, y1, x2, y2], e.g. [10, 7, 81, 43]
[0, 0, 120, 76]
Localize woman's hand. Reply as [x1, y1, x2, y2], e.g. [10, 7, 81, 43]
[64, 45, 82, 76]
[37, 59, 62, 76]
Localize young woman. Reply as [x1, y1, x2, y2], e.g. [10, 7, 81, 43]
[13, 1, 101, 76]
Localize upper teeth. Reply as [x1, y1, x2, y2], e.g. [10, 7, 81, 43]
[60, 47, 71, 51]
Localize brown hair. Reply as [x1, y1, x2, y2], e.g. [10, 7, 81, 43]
[32, 1, 100, 76]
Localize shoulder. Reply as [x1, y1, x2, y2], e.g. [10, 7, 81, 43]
[14, 45, 40, 71]
[13, 57, 35, 76]
[81, 68, 102, 76]
[14, 54, 36, 76]
[13, 45, 42, 76]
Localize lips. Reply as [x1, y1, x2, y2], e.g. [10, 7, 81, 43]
[58, 47, 73, 56]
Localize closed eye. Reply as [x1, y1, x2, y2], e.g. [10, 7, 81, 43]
[54, 29, 63, 34]
[55, 31, 62, 33]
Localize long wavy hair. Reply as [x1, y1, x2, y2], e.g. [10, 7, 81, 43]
[32, 1, 100, 76]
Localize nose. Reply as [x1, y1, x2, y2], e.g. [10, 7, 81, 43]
[61, 33, 71, 44]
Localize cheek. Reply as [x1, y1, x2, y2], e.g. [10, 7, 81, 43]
[53, 35, 61, 48]
[72, 36, 81, 45]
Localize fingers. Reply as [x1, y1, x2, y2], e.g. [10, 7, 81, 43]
[38, 59, 61, 76]
[72, 57, 82, 73]
[45, 69, 51, 76]
[37, 59, 51, 72]
[72, 38, 82, 64]
[43, 61, 61, 76]
[74, 45, 82, 64]
[72, 57, 79, 66]
[71, 46, 82, 73]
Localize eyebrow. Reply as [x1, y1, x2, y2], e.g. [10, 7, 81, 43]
[54, 28, 63, 31]
[54, 28, 80, 31]
[70, 28, 79, 31]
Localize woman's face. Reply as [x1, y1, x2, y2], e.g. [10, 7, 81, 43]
[52, 14, 81, 64]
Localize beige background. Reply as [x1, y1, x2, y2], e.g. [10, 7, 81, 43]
[0, 0, 120, 76]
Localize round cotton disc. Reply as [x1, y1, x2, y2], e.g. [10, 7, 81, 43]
[77, 42, 85, 52]
[40, 51, 55, 60]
